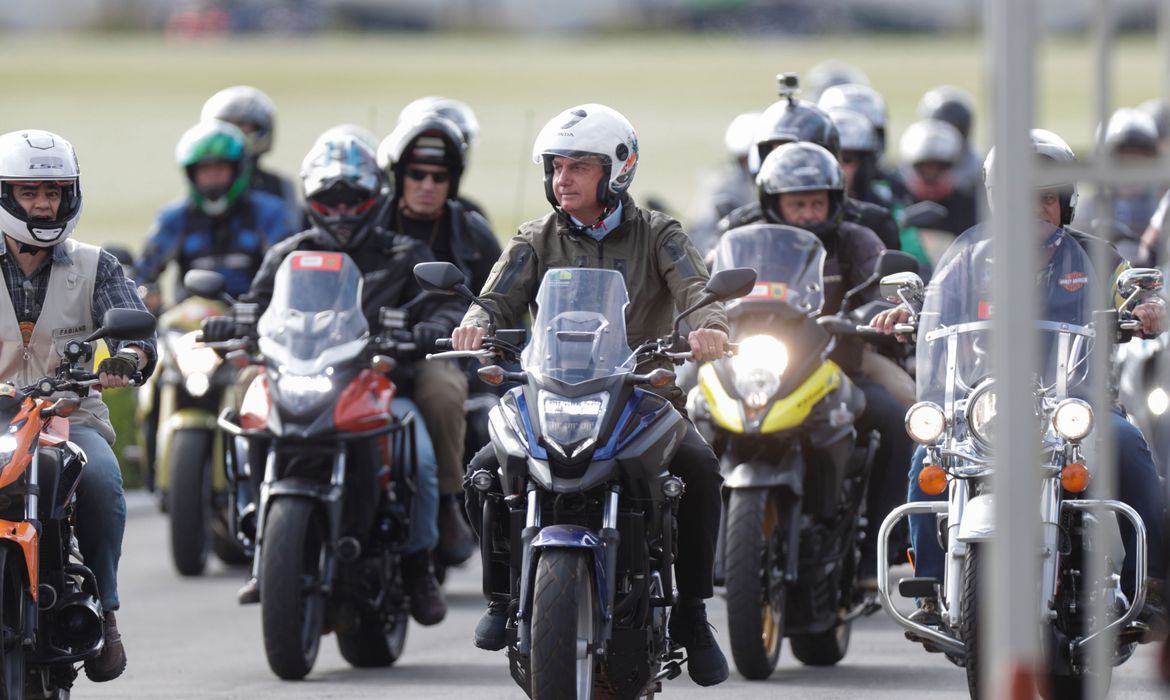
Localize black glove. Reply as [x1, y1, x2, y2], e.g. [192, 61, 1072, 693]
[97, 350, 139, 380]
[412, 321, 447, 354]
[201, 316, 236, 342]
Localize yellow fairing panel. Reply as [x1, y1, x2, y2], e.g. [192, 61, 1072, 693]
[698, 360, 842, 435]
[698, 363, 743, 433]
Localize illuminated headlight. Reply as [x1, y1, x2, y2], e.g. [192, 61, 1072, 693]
[184, 373, 211, 397]
[967, 384, 997, 446]
[0, 434, 17, 466]
[1053, 398, 1093, 442]
[174, 331, 222, 377]
[277, 373, 333, 407]
[730, 335, 787, 410]
[1148, 387, 1169, 417]
[905, 402, 946, 444]
[538, 390, 608, 459]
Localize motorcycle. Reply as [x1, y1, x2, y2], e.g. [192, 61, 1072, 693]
[690, 224, 915, 679]
[0, 308, 154, 699]
[186, 251, 421, 681]
[148, 296, 249, 575]
[415, 260, 756, 699]
[1115, 332, 1170, 479]
[875, 227, 1158, 698]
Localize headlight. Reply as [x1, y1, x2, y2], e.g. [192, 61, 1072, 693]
[730, 335, 787, 410]
[276, 373, 333, 411]
[184, 373, 211, 397]
[967, 384, 997, 446]
[0, 434, 17, 466]
[905, 402, 946, 444]
[1052, 398, 1093, 441]
[537, 390, 608, 459]
[174, 331, 222, 377]
[1148, 387, 1169, 417]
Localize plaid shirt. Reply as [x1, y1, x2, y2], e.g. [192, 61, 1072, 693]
[0, 243, 157, 375]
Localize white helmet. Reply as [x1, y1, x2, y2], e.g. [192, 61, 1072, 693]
[818, 83, 888, 151]
[724, 112, 762, 160]
[531, 103, 639, 210]
[313, 123, 380, 154]
[398, 96, 481, 150]
[827, 108, 878, 153]
[0, 130, 83, 248]
[900, 118, 963, 166]
[201, 85, 277, 157]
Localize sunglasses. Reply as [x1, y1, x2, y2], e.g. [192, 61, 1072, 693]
[405, 168, 450, 184]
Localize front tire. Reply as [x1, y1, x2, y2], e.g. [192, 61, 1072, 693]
[167, 429, 214, 576]
[530, 550, 596, 700]
[337, 611, 408, 668]
[724, 488, 785, 680]
[960, 543, 982, 699]
[0, 548, 25, 700]
[260, 498, 327, 680]
[790, 620, 852, 666]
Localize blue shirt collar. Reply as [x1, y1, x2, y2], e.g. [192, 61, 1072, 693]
[570, 202, 623, 241]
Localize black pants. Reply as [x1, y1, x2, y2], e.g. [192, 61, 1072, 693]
[851, 376, 915, 569]
[465, 420, 723, 600]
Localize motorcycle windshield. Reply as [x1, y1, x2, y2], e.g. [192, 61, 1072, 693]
[257, 251, 369, 375]
[711, 224, 826, 316]
[916, 222, 1098, 406]
[521, 268, 636, 385]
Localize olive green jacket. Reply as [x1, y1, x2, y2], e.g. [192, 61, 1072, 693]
[462, 194, 727, 398]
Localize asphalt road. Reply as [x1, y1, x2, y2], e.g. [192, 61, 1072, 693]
[71, 491, 1166, 699]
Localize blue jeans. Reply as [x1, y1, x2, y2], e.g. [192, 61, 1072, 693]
[71, 426, 126, 612]
[394, 398, 438, 555]
[908, 409, 1168, 595]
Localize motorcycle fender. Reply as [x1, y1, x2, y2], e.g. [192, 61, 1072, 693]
[956, 494, 995, 542]
[164, 409, 217, 433]
[724, 450, 804, 494]
[527, 525, 610, 622]
[266, 478, 340, 505]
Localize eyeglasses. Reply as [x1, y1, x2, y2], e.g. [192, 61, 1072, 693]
[405, 168, 450, 184]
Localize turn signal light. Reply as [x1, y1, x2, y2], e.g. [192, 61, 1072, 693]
[370, 355, 396, 374]
[477, 365, 505, 386]
[1060, 462, 1091, 493]
[647, 368, 675, 389]
[918, 465, 948, 496]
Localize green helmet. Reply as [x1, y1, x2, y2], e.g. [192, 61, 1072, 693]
[175, 120, 253, 217]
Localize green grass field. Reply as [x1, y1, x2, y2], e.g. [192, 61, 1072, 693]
[0, 32, 1166, 250]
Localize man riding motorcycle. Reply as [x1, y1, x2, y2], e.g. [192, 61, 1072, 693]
[451, 103, 733, 686]
[743, 141, 915, 583]
[871, 128, 1168, 632]
[898, 118, 982, 237]
[396, 95, 491, 222]
[916, 85, 983, 194]
[200, 85, 299, 217]
[0, 129, 158, 681]
[818, 83, 910, 209]
[134, 119, 296, 303]
[203, 134, 461, 626]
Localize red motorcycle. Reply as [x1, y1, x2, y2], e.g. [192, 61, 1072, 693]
[187, 251, 420, 680]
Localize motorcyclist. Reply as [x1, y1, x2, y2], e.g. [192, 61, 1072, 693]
[133, 120, 296, 304]
[717, 90, 902, 252]
[396, 95, 490, 221]
[818, 83, 911, 208]
[204, 134, 459, 626]
[0, 129, 158, 682]
[916, 85, 983, 192]
[807, 60, 870, 102]
[200, 85, 299, 217]
[747, 141, 915, 582]
[898, 118, 982, 236]
[1073, 107, 1163, 264]
[376, 112, 502, 567]
[686, 111, 761, 253]
[871, 128, 1168, 632]
[451, 103, 732, 686]
[1138, 98, 1170, 151]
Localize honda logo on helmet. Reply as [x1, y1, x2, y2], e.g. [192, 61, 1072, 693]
[560, 109, 588, 130]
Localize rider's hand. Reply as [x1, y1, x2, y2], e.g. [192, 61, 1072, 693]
[871, 306, 913, 342]
[688, 328, 729, 363]
[1134, 300, 1165, 338]
[412, 321, 447, 354]
[200, 316, 235, 343]
[451, 325, 487, 351]
[98, 350, 140, 389]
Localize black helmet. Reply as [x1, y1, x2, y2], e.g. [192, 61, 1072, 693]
[1100, 107, 1159, 156]
[983, 128, 1078, 226]
[754, 97, 840, 167]
[376, 113, 467, 198]
[756, 142, 846, 241]
[917, 86, 975, 142]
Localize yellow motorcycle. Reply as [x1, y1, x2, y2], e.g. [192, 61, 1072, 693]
[692, 224, 910, 679]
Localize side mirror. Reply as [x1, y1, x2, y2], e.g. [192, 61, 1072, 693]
[704, 267, 758, 302]
[879, 272, 925, 311]
[414, 262, 471, 297]
[184, 269, 227, 301]
[875, 250, 919, 277]
[900, 200, 948, 229]
[1117, 267, 1163, 302]
[85, 308, 157, 342]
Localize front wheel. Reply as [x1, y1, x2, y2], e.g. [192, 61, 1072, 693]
[960, 543, 982, 698]
[167, 429, 214, 576]
[260, 498, 327, 680]
[724, 488, 785, 680]
[530, 550, 596, 700]
[336, 611, 408, 668]
[0, 547, 25, 700]
[790, 620, 852, 666]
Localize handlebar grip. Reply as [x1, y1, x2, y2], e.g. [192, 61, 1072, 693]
[893, 323, 917, 335]
[435, 338, 453, 350]
[1119, 319, 1142, 332]
[853, 324, 885, 337]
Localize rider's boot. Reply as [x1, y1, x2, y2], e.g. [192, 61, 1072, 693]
[84, 610, 127, 682]
[403, 550, 447, 626]
[668, 596, 729, 686]
[474, 600, 509, 651]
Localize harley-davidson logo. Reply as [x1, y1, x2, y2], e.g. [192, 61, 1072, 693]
[1059, 272, 1088, 292]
